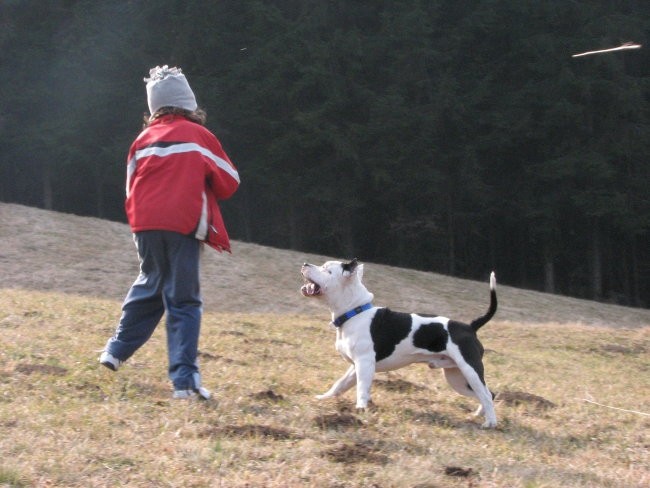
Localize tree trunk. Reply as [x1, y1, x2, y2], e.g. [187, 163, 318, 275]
[590, 221, 603, 300]
[237, 189, 253, 242]
[288, 204, 303, 250]
[96, 180, 105, 218]
[489, 227, 497, 271]
[628, 236, 641, 307]
[543, 244, 555, 294]
[517, 225, 529, 288]
[43, 164, 53, 210]
[446, 191, 456, 275]
[338, 213, 355, 259]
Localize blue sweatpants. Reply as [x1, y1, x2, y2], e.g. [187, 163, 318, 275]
[104, 231, 204, 391]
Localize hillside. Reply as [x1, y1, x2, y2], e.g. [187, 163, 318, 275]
[1, 203, 649, 487]
[1, 203, 648, 328]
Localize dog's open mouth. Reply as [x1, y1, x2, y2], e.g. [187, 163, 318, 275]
[301, 279, 322, 297]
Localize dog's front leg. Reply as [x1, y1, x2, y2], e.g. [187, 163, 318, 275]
[316, 365, 357, 400]
[354, 357, 376, 410]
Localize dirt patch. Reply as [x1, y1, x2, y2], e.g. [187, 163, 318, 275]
[374, 378, 426, 392]
[197, 351, 243, 364]
[219, 330, 247, 337]
[14, 363, 68, 376]
[444, 466, 476, 478]
[199, 424, 300, 440]
[598, 344, 646, 355]
[313, 413, 364, 429]
[497, 391, 557, 410]
[335, 402, 354, 413]
[251, 389, 285, 401]
[322, 442, 389, 465]
[408, 410, 461, 428]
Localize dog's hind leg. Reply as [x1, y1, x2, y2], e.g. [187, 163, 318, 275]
[316, 365, 357, 400]
[442, 367, 488, 415]
[443, 366, 496, 428]
[443, 367, 477, 398]
[444, 341, 497, 428]
[460, 367, 496, 428]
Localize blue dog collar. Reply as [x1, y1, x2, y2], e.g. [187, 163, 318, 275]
[332, 303, 374, 327]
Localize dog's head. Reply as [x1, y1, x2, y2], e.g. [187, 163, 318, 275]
[301, 259, 373, 315]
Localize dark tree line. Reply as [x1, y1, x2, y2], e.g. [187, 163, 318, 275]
[1, 0, 649, 307]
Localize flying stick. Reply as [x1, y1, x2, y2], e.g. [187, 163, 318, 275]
[572, 42, 641, 58]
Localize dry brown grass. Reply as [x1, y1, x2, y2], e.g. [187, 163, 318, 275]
[1, 203, 649, 487]
[2, 203, 649, 327]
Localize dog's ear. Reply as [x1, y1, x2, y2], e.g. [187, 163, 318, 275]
[342, 258, 360, 277]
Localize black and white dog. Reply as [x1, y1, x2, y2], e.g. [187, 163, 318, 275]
[301, 259, 498, 428]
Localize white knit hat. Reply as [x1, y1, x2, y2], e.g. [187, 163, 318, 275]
[144, 65, 197, 114]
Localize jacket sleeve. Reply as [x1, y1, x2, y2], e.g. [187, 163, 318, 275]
[204, 133, 240, 200]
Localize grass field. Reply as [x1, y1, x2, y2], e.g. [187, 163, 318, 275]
[1, 288, 648, 487]
[0, 204, 649, 487]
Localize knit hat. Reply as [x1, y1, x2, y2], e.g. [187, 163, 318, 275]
[144, 65, 197, 114]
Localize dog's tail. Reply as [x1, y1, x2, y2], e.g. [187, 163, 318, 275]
[470, 272, 497, 332]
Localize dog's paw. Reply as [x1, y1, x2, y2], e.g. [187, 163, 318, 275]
[480, 419, 497, 429]
[355, 400, 376, 413]
[316, 394, 332, 400]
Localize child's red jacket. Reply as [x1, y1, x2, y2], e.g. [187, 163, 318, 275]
[125, 114, 240, 252]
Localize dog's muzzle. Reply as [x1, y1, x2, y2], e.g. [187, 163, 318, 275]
[301, 264, 322, 297]
[301, 280, 321, 297]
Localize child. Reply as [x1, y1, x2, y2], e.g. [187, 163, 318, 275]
[100, 66, 240, 399]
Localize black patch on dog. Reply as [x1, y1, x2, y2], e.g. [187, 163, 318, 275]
[341, 258, 358, 273]
[447, 320, 486, 383]
[369, 308, 412, 361]
[412, 322, 448, 352]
